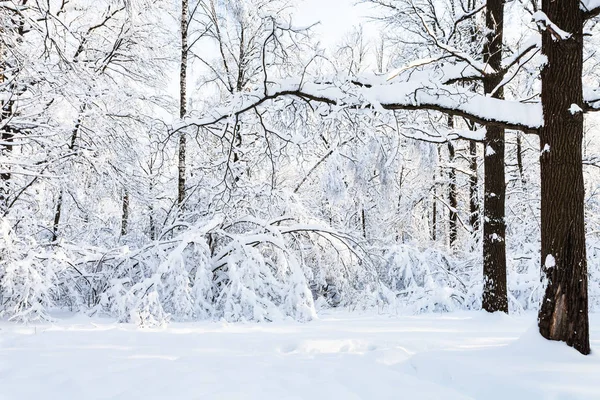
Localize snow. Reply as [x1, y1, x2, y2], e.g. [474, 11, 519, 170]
[181, 78, 544, 134]
[570, 104, 583, 114]
[545, 254, 556, 269]
[532, 11, 572, 41]
[1, 311, 599, 400]
[584, 86, 600, 110]
[542, 143, 551, 154]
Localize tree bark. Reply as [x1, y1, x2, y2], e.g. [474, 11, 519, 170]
[177, 0, 188, 207]
[52, 114, 83, 241]
[121, 190, 129, 237]
[432, 171, 437, 242]
[469, 140, 479, 232]
[481, 0, 508, 313]
[538, 0, 589, 355]
[447, 116, 458, 249]
[516, 133, 526, 187]
[51, 190, 63, 242]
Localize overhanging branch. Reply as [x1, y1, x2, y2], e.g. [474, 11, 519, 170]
[177, 80, 542, 135]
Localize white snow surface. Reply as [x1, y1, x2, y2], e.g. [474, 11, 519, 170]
[1, 311, 599, 399]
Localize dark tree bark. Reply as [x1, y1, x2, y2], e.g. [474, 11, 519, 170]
[0, 1, 27, 212]
[121, 190, 129, 237]
[469, 140, 479, 232]
[0, 103, 14, 211]
[361, 208, 367, 238]
[149, 178, 156, 240]
[466, 0, 480, 236]
[516, 133, 526, 187]
[537, 0, 589, 355]
[177, 0, 188, 207]
[447, 116, 458, 249]
[51, 190, 63, 242]
[52, 114, 83, 241]
[481, 0, 508, 313]
[432, 172, 437, 242]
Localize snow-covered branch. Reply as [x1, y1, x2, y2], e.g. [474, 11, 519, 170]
[581, 0, 600, 19]
[178, 78, 542, 134]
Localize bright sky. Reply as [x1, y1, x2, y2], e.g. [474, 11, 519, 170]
[293, 0, 376, 48]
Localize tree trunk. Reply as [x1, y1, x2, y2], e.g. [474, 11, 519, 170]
[177, 0, 188, 207]
[516, 133, 526, 187]
[432, 171, 437, 242]
[466, 0, 480, 236]
[481, 0, 508, 313]
[469, 140, 479, 232]
[0, 1, 27, 213]
[447, 117, 458, 249]
[149, 177, 156, 240]
[538, 0, 589, 355]
[361, 208, 367, 238]
[0, 104, 14, 212]
[51, 190, 63, 242]
[121, 190, 129, 237]
[52, 114, 83, 241]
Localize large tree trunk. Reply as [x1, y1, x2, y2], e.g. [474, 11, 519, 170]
[481, 0, 508, 313]
[177, 0, 188, 207]
[537, 0, 589, 355]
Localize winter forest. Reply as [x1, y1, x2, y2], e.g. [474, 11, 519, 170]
[1, 0, 600, 398]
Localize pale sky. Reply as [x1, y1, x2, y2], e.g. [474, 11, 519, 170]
[293, 0, 376, 48]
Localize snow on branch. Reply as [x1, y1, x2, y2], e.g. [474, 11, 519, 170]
[584, 86, 600, 111]
[177, 78, 543, 135]
[532, 11, 572, 41]
[581, 0, 600, 19]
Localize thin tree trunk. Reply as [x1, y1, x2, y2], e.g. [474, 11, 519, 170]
[469, 140, 479, 232]
[121, 190, 129, 237]
[0, 104, 14, 212]
[467, 0, 480, 236]
[432, 170, 437, 242]
[361, 208, 367, 238]
[51, 190, 63, 242]
[537, 0, 589, 355]
[51, 114, 83, 241]
[177, 0, 188, 207]
[447, 117, 458, 249]
[481, 0, 508, 313]
[0, 1, 27, 212]
[149, 177, 156, 240]
[516, 133, 526, 187]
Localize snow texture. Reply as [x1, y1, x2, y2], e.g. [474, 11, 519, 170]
[1, 311, 599, 399]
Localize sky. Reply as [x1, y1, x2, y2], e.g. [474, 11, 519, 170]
[292, 0, 377, 48]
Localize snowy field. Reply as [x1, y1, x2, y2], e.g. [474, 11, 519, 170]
[1, 311, 599, 400]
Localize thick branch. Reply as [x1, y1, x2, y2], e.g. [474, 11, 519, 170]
[178, 80, 542, 134]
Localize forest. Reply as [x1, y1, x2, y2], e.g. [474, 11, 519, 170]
[1, 0, 600, 398]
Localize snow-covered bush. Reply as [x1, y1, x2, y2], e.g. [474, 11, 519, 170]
[0, 219, 58, 322]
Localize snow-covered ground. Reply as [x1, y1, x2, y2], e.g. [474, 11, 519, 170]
[1, 311, 599, 400]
